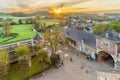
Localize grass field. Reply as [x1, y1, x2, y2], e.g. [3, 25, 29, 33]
[0, 19, 60, 44]
[0, 24, 36, 44]
[41, 19, 60, 26]
[0, 14, 31, 19]
[0, 13, 60, 44]
[0, 13, 60, 24]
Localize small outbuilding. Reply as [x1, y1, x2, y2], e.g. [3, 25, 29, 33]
[33, 33, 43, 45]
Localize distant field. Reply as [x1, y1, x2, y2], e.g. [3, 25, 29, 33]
[0, 14, 60, 25]
[41, 19, 60, 26]
[0, 14, 33, 24]
[0, 24, 36, 44]
[0, 14, 31, 19]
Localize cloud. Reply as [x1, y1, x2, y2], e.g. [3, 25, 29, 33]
[14, 0, 35, 8]
[0, 0, 120, 13]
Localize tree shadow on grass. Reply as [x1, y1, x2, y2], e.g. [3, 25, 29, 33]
[1, 33, 19, 43]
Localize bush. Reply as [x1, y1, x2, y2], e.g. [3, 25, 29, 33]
[94, 53, 98, 61]
[18, 19, 23, 24]
[37, 49, 49, 62]
[50, 54, 60, 67]
[10, 22, 17, 25]
[15, 45, 30, 62]
[0, 23, 3, 27]
[34, 44, 42, 52]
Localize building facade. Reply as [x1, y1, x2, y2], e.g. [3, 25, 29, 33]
[64, 27, 120, 68]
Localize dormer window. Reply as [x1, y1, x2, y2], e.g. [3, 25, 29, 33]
[106, 33, 109, 38]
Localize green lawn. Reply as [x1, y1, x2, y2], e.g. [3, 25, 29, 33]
[0, 24, 37, 44]
[6, 57, 49, 80]
[0, 19, 60, 44]
[41, 19, 60, 26]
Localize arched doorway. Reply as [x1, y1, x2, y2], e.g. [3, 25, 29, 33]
[98, 51, 115, 67]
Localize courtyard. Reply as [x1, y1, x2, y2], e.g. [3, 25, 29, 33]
[30, 44, 113, 80]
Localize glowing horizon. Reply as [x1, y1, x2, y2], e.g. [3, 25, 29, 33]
[0, 0, 120, 13]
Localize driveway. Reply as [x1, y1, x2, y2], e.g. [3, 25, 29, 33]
[30, 45, 113, 80]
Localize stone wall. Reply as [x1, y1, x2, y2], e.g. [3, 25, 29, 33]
[96, 38, 117, 55]
[117, 43, 120, 53]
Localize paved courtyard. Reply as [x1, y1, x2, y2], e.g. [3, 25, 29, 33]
[31, 44, 113, 80]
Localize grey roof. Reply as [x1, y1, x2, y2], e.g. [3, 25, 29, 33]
[100, 29, 120, 42]
[33, 33, 42, 40]
[64, 27, 96, 48]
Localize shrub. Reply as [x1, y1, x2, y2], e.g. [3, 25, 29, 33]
[15, 45, 30, 63]
[94, 53, 98, 61]
[50, 54, 60, 67]
[34, 44, 42, 52]
[36, 49, 49, 63]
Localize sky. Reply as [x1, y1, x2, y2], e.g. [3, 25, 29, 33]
[0, 0, 120, 13]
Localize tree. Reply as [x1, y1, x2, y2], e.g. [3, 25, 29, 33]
[50, 54, 60, 67]
[2, 20, 12, 36]
[18, 19, 23, 24]
[0, 49, 9, 79]
[92, 23, 108, 35]
[108, 21, 120, 32]
[25, 18, 33, 24]
[34, 44, 50, 64]
[15, 45, 30, 79]
[33, 16, 41, 31]
[15, 45, 30, 64]
[43, 27, 63, 54]
[36, 49, 50, 64]
[60, 19, 66, 26]
[81, 23, 86, 28]
[34, 44, 42, 52]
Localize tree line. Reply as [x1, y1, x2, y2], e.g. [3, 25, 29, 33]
[92, 21, 120, 35]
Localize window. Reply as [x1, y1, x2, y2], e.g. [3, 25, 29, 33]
[103, 41, 110, 48]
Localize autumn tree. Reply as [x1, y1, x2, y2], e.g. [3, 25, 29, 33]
[33, 44, 42, 52]
[37, 49, 50, 64]
[15, 45, 30, 65]
[43, 27, 63, 54]
[15, 45, 31, 79]
[2, 20, 12, 36]
[0, 49, 9, 79]
[33, 16, 43, 31]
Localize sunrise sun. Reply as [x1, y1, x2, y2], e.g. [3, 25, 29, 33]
[55, 8, 62, 14]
